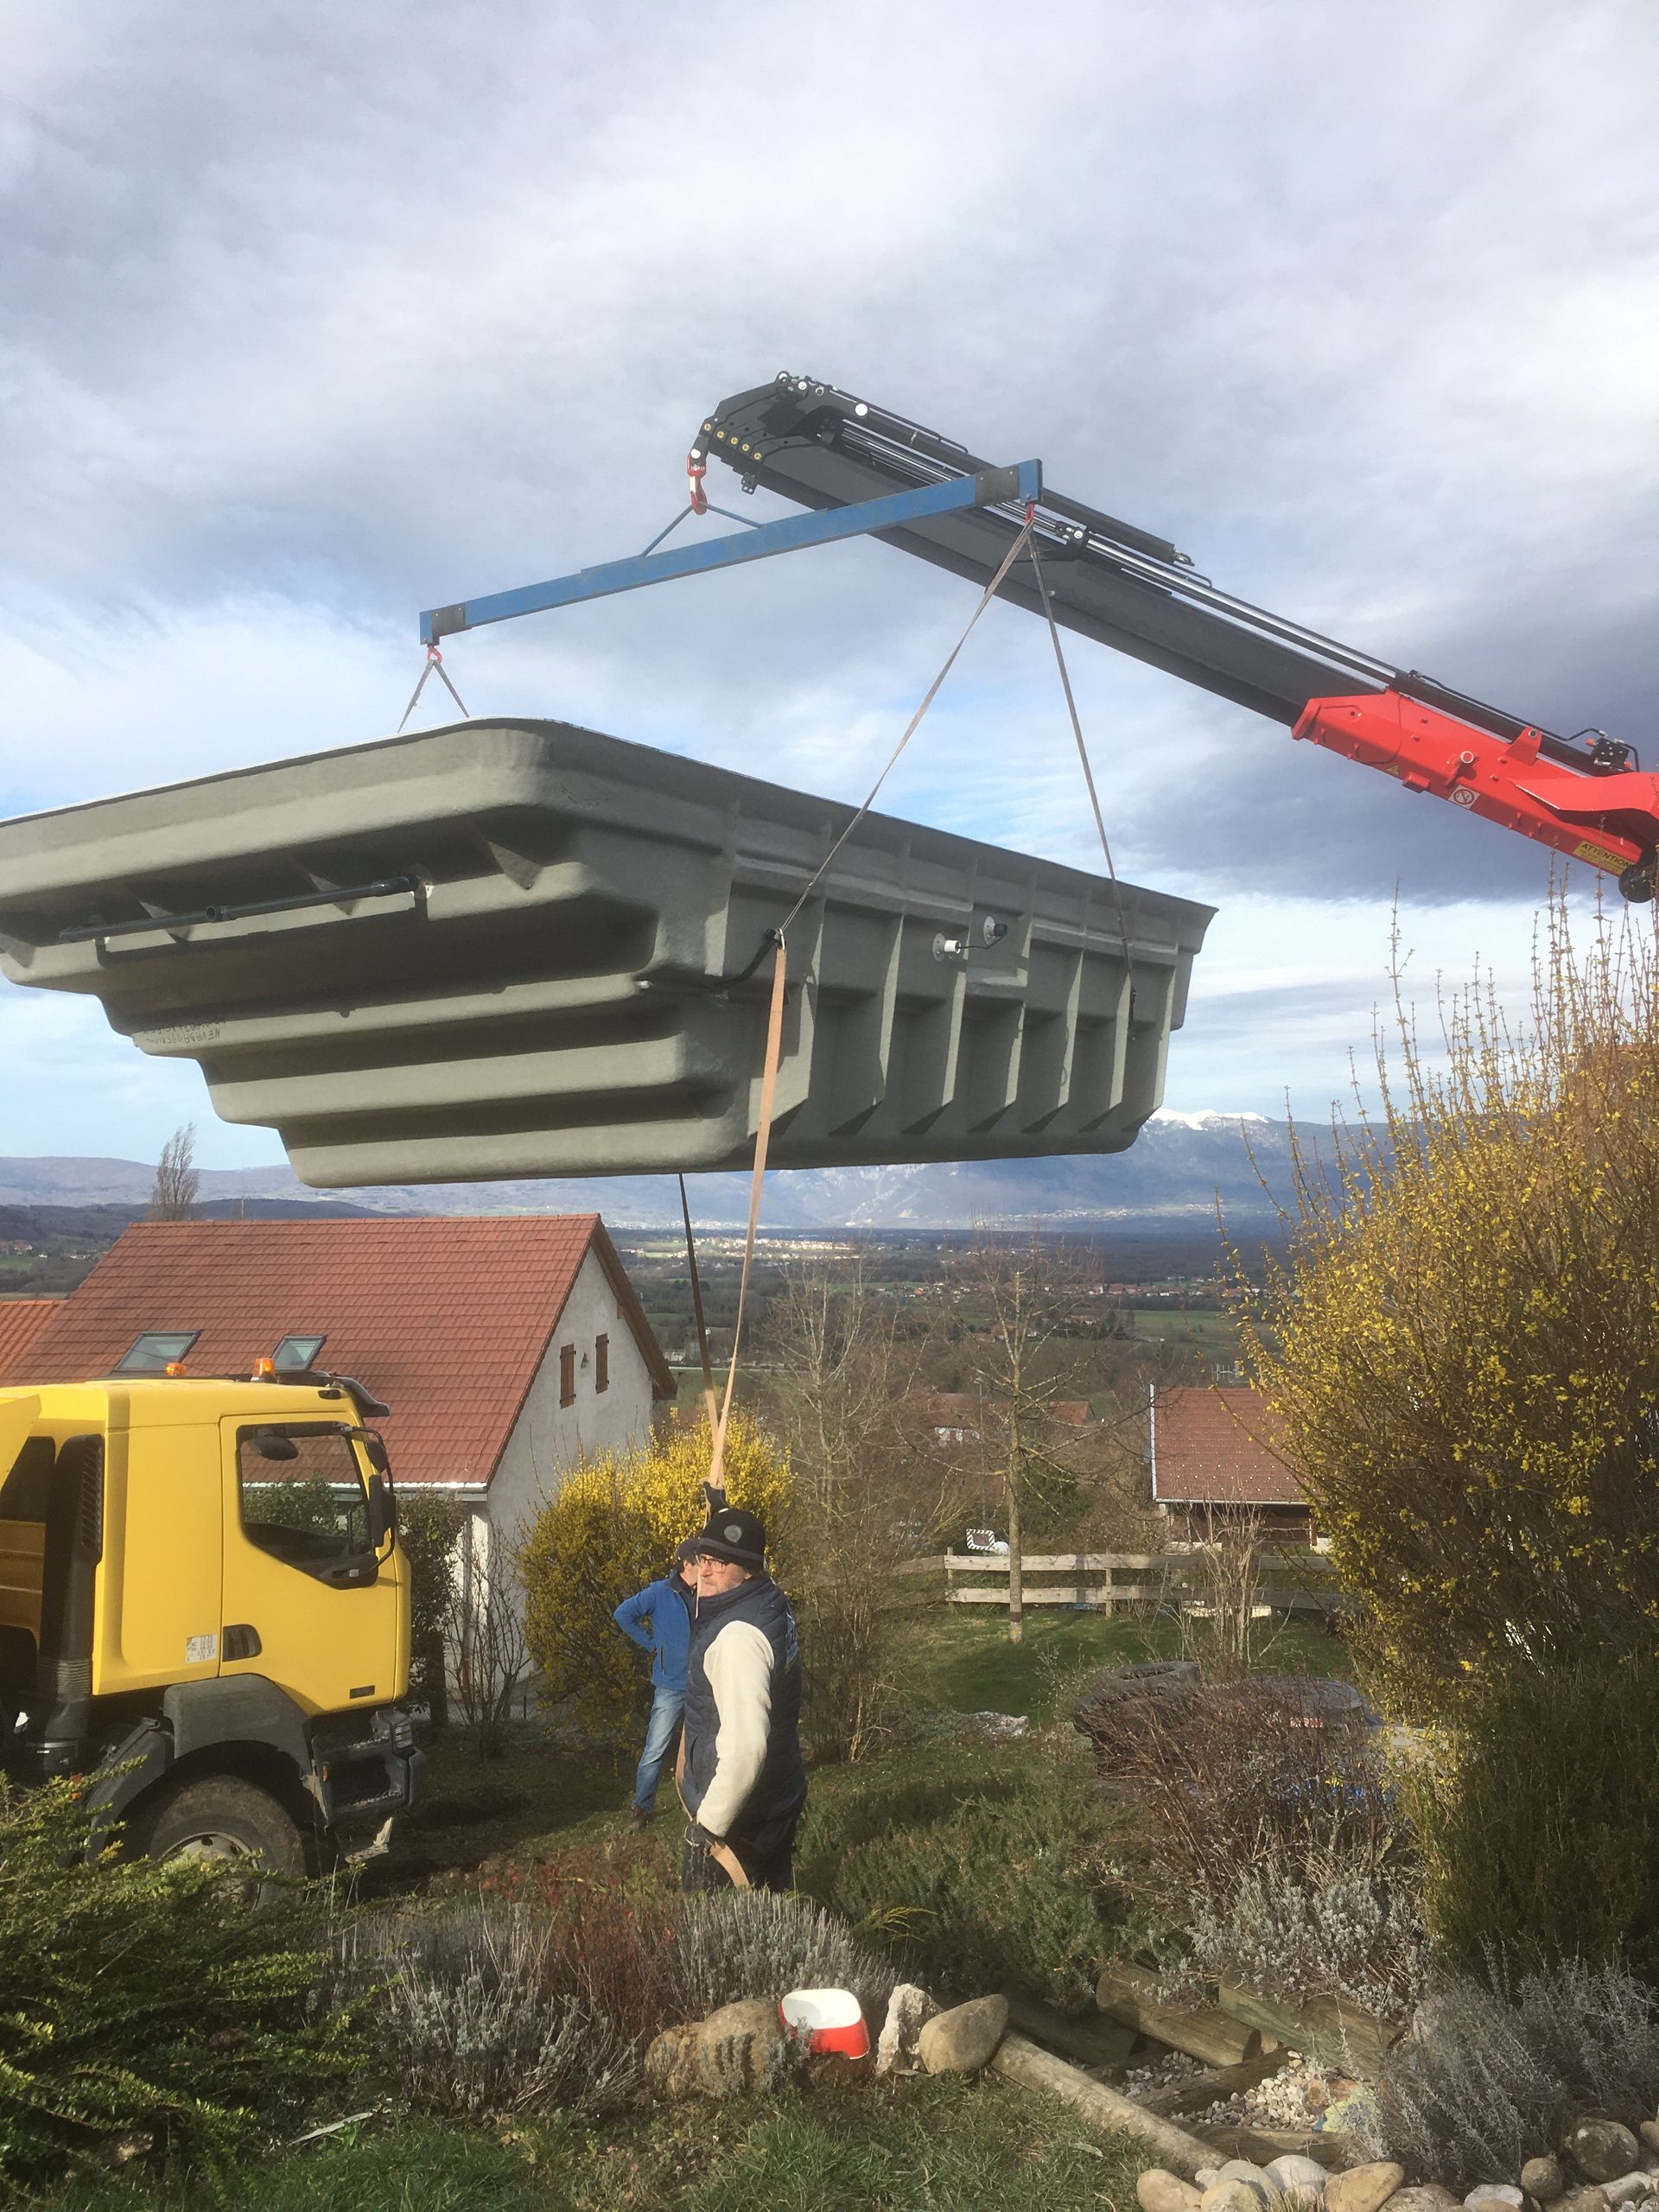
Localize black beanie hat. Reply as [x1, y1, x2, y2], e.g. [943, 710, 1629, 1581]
[695, 1503, 767, 1569]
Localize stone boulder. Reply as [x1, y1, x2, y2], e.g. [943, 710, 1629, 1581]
[1138, 2171, 1205, 2212]
[696, 1997, 791, 2097]
[644, 2022, 703, 2100]
[1325, 2162, 1406, 2212]
[1567, 2125, 1641, 2185]
[874, 1983, 938, 2077]
[917, 1994, 1010, 2076]
[1522, 2159, 1566, 2205]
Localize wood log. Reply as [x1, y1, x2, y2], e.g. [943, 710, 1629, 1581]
[1096, 1963, 1264, 2069]
[1138, 2047, 1284, 2116]
[989, 2032, 1215, 2177]
[1216, 1981, 1396, 2080]
[1001, 1993, 1137, 2071]
[1195, 2123, 1358, 2173]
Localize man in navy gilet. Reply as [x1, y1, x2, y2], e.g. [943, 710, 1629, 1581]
[680, 1501, 805, 1892]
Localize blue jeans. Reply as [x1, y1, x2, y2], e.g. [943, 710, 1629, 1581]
[632, 1686, 685, 1813]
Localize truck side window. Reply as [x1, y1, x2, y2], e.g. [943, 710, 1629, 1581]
[237, 1427, 371, 1573]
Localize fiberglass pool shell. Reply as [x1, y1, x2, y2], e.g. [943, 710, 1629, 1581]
[0, 718, 1215, 1188]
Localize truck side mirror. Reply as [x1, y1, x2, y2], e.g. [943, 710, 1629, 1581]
[252, 1430, 300, 1461]
[365, 1471, 394, 1549]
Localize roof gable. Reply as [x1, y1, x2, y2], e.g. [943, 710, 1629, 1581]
[1151, 1384, 1304, 1507]
[19, 1217, 672, 1485]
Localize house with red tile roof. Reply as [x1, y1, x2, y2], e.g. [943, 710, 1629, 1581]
[6, 1217, 677, 1594]
[0, 1299, 63, 1381]
[1147, 1382, 1313, 1539]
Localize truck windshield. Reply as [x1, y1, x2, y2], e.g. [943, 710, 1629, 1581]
[237, 1427, 371, 1571]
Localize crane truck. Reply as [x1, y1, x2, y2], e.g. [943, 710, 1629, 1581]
[0, 1367, 422, 1870]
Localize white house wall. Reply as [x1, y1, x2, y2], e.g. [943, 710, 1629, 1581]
[486, 1246, 661, 1559]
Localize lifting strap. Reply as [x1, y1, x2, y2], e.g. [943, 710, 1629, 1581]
[396, 642, 472, 733]
[677, 1173, 719, 1439]
[702, 503, 1043, 1497]
[674, 1735, 752, 1888]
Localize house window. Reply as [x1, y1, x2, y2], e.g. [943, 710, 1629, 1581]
[595, 1333, 609, 1394]
[560, 1344, 576, 1407]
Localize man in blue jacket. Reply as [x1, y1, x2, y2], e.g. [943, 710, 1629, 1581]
[613, 1541, 697, 1830]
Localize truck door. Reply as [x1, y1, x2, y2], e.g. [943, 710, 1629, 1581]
[219, 1420, 397, 1715]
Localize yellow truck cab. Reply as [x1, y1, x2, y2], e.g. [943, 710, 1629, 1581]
[0, 1368, 423, 1871]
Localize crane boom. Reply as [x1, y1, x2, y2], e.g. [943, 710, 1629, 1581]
[696, 373, 1659, 899]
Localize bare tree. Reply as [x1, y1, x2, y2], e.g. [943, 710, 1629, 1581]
[447, 1528, 531, 1759]
[948, 1224, 1105, 1644]
[149, 1122, 200, 1220]
[759, 1254, 938, 1758]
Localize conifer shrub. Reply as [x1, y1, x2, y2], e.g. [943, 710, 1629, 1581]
[1405, 1653, 1659, 1976]
[0, 1780, 356, 2192]
[518, 1414, 799, 1740]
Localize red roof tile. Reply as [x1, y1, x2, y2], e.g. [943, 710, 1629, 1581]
[1151, 1385, 1304, 1507]
[19, 1217, 673, 1486]
[0, 1300, 66, 1382]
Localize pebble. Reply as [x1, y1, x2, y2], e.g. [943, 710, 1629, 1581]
[1569, 2126, 1642, 2186]
[1325, 2163, 1406, 2212]
[1522, 2160, 1566, 2205]
[1139, 2171, 1205, 2212]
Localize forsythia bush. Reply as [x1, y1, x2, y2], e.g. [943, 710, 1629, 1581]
[519, 1414, 799, 1739]
[1247, 902, 1659, 1718]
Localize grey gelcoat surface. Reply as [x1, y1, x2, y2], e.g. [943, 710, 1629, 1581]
[0, 719, 1214, 1187]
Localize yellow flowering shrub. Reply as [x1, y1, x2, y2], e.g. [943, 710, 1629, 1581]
[1245, 900, 1659, 1719]
[518, 1413, 799, 1741]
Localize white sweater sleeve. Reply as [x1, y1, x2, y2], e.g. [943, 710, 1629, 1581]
[695, 1618, 775, 1837]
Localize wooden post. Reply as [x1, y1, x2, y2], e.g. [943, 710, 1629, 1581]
[990, 2033, 1214, 2177]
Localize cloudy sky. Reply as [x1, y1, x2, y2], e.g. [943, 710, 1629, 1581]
[3, 0, 1656, 1171]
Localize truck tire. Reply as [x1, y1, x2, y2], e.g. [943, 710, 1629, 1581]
[132, 1776, 307, 1878]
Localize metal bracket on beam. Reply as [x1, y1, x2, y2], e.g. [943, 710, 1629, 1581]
[419, 459, 1043, 645]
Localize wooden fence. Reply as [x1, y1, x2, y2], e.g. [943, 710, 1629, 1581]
[891, 1549, 1340, 1615]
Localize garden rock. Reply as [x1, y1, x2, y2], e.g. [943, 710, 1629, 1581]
[1568, 2126, 1641, 2185]
[1268, 2156, 1331, 2196]
[644, 2023, 702, 2101]
[1325, 2161, 1406, 2212]
[1556, 2190, 1612, 2212]
[1599, 2178, 1650, 2209]
[1205, 2181, 1272, 2212]
[1643, 2130, 1659, 2162]
[1465, 2192, 1523, 2212]
[918, 1994, 1009, 2076]
[1522, 2161, 1566, 2204]
[1216, 2160, 1276, 2205]
[695, 1999, 791, 2098]
[1138, 2171, 1205, 2212]
[874, 1983, 937, 2076]
[1383, 2189, 1463, 2212]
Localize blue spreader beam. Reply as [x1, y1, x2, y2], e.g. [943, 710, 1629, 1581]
[419, 460, 1042, 645]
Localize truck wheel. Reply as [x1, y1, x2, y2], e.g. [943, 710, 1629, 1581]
[133, 1777, 307, 1878]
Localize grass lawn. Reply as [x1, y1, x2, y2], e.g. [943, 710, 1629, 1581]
[64, 2080, 1145, 2212]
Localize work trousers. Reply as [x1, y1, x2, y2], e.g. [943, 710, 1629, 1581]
[632, 1686, 685, 1813]
[678, 1800, 804, 1895]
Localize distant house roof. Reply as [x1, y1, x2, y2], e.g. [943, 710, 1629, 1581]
[1150, 1384, 1304, 1508]
[0, 1300, 65, 1382]
[16, 1217, 674, 1486]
